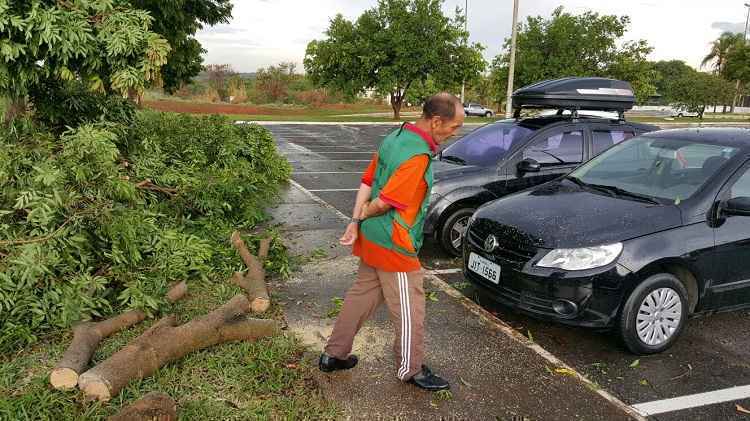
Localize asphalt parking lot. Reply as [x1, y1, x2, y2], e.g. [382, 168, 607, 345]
[263, 122, 750, 420]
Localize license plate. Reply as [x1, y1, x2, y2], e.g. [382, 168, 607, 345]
[468, 253, 501, 284]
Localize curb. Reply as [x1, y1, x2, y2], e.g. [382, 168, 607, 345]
[284, 180, 645, 421]
[427, 275, 647, 421]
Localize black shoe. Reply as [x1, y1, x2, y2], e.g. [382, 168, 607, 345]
[407, 365, 450, 391]
[318, 353, 358, 372]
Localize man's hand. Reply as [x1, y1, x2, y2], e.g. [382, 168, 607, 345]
[358, 200, 371, 220]
[339, 222, 359, 246]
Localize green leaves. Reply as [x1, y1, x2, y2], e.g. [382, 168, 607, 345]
[0, 112, 290, 354]
[1, 0, 170, 122]
[305, 0, 485, 117]
[495, 6, 656, 104]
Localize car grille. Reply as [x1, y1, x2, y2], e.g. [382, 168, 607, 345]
[467, 220, 538, 265]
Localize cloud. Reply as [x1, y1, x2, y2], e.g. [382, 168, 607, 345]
[198, 24, 247, 35]
[711, 21, 745, 34]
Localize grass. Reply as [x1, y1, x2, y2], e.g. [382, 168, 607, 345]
[224, 113, 500, 124]
[0, 277, 339, 420]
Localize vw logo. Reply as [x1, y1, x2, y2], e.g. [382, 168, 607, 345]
[484, 235, 499, 253]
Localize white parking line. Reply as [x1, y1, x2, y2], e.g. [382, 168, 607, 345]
[630, 385, 750, 416]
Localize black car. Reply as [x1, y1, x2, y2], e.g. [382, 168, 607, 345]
[463, 127, 750, 354]
[426, 77, 657, 256]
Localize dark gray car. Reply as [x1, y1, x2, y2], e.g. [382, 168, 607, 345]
[426, 115, 657, 256]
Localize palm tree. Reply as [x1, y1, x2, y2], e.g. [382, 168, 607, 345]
[702, 32, 743, 76]
[702, 32, 744, 112]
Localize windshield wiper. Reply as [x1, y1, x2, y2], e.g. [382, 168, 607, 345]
[531, 149, 565, 164]
[566, 177, 661, 205]
[587, 183, 661, 205]
[441, 155, 466, 165]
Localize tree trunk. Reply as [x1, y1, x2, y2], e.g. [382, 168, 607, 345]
[230, 232, 271, 313]
[390, 92, 402, 120]
[3, 97, 27, 125]
[165, 281, 188, 303]
[109, 392, 177, 421]
[49, 310, 147, 390]
[78, 295, 278, 401]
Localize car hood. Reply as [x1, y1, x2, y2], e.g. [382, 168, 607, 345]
[432, 159, 486, 181]
[472, 179, 683, 249]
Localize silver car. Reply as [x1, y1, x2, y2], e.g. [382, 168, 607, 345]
[464, 103, 495, 117]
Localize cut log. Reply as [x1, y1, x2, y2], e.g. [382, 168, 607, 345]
[230, 271, 270, 314]
[230, 232, 271, 313]
[78, 295, 279, 401]
[165, 281, 187, 303]
[49, 310, 146, 390]
[109, 392, 177, 421]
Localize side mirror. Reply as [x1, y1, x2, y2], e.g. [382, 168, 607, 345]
[517, 158, 541, 174]
[723, 197, 750, 217]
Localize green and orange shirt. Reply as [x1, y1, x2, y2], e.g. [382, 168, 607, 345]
[353, 123, 437, 272]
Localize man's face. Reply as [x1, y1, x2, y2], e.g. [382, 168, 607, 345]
[429, 104, 465, 144]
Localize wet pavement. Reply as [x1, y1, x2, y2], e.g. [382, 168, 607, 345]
[269, 181, 637, 421]
[264, 123, 750, 420]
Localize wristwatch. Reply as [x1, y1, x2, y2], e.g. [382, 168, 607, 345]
[351, 217, 362, 225]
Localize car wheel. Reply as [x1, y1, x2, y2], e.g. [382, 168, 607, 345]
[677, 113, 683, 118]
[439, 208, 475, 257]
[485, 111, 492, 118]
[618, 273, 689, 355]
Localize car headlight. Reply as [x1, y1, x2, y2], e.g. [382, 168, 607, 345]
[536, 243, 623, 271]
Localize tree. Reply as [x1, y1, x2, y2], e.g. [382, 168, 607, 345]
[493, 7, 656, 103]
[0, 0, 170, 123]
[651, 60, 695, 103]
[255, 62, 299, 103]
[204, 64, 236, 101]
[129, 0, 233, 93]
[702, 32, 744, 77]
[305, 0, 486, 119]
[670, 71, 734, 119]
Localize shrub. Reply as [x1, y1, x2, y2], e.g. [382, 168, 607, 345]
[0, 112, 291, 353]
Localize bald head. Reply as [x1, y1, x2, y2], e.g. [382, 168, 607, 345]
[415, 92, 464, 145]
[422, 92, 463, 120]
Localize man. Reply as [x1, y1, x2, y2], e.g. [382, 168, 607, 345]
[319, 93, 465, 391]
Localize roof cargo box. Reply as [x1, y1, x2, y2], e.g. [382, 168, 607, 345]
[512, 77, 635, 112]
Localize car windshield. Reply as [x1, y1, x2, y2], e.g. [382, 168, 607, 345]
[569, 136, 738, 203]
[441, 123, 535, 167]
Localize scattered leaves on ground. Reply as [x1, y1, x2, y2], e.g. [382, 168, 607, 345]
[327, 297, 344, 318]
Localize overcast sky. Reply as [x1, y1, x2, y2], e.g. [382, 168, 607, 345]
[195, 0, 750, 73]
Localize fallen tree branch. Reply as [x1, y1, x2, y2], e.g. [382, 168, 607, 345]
[78, 294, 280, 401]
[165, 281, 187, 303]
[135, 179, 178, 197]
[109, 392, 177, 421]
[49, 310, 147, 390]
[0, 214, 75, 247]
[230, 232, 271, 313]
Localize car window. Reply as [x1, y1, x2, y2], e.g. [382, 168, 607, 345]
[592, 130, 635, 156]
[523, 130, 583, 165]
[441, 123, 535, 167]
[730, 167, 750, 199]
[571, 136, 739, 203]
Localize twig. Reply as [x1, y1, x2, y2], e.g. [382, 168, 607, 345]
[0, 215, 75, 247]
[135, 179, 178, 197]
[670, 364, 693, 381]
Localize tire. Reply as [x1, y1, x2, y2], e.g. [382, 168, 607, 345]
[485, 111, 493, 118]
[439, 208, 475, 257]
[677, 113, 683, 118]
[618, 273, 689, 355]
